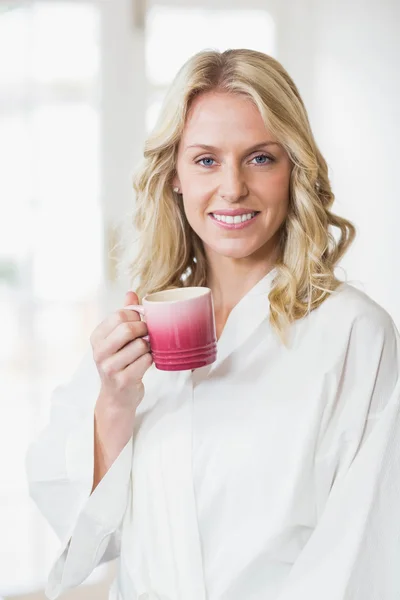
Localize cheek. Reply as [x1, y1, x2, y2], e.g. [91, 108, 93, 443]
[182, 190, 210, 219]
[262, 170, 291, 207]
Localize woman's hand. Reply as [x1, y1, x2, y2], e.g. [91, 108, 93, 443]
[90, 292, 153, 410]
[89, 291, 153, 492]
[90, 291, 153, 413]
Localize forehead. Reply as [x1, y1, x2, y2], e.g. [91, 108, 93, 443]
[181, 91, 270, 143]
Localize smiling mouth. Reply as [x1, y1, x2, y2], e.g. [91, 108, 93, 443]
[210, 211, 260, 224]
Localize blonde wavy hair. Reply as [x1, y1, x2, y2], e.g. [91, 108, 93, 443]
[115, 48, 355, 340]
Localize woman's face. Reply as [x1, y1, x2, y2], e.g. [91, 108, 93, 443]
[173, 91, 291, 262]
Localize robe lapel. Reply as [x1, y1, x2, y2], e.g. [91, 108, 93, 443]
[155, 370, 208, 600]
[143, 269, 277, 600]
[208, 268, 277, 373]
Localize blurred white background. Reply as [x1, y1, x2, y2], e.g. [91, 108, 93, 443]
[0, 0, 399, 598]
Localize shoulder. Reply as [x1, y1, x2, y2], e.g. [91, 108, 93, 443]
[294, 281, 400, 368]
[314, 281, 397, 340]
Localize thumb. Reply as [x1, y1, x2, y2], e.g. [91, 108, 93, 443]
[124, 290, 139, 306]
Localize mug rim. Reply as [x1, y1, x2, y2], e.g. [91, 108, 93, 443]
[143, 286, 211, 304]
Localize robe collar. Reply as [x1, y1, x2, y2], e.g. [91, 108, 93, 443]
[206, 266, 278, 374]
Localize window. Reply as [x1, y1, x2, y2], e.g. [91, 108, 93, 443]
[0, 1, 103, 593]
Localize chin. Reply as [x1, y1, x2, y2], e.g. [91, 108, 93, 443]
[206, 240, 262, 260]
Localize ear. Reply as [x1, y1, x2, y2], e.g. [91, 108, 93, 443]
[172, 171, 181, 188]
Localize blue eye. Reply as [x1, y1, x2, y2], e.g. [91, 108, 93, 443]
[198, 157, 215, 167]
[253, 154, 271, 164]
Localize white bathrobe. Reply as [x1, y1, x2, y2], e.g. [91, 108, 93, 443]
[26, 269, 400, 600]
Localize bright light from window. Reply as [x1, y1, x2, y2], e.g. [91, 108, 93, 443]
[146, 7, 276, 88]
[0, 115, 33, 259]
[0, 7, 29, 85]
[32, 2, 99, 83]
[32, 103, 100, 207]
[0, 2, 103, 593]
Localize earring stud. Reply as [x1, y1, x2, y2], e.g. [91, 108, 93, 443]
[173, 187, 180, 193]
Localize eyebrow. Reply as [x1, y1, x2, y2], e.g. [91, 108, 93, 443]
[185, 141, 280, 153]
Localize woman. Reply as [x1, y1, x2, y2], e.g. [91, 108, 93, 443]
[26, 49, 400, 600]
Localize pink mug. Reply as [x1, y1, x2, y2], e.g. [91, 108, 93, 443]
[125, 286, 217, 371]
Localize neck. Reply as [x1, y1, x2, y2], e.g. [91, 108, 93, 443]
[205, 243, 279, 331]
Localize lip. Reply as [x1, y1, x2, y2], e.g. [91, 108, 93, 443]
[209, 212, 260, 230]
[209, 208, 260, 216]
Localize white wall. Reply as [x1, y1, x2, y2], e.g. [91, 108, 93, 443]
[315, 0, 400, 325]
[278, 0, 400, 324]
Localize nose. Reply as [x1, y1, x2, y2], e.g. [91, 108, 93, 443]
[217, 165, 249, 202]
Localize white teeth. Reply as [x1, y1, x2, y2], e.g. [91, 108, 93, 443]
[213, 212, 257, 224]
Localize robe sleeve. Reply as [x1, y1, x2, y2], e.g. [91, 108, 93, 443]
[277, 307, 400, 600]
[25, 348, 136, 599]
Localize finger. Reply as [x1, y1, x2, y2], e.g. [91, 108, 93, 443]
[123, 291, 142, 323]
[111, 351, 153, 391]
[90, 291, 141, 346]
[96, 319, 148, 362]
[102, 336, 150, 374]
[121, 350, 153, 380]
[124, 291, 139, 307]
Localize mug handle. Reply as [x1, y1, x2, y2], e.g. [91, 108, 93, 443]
[124, 304, 150, 343]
